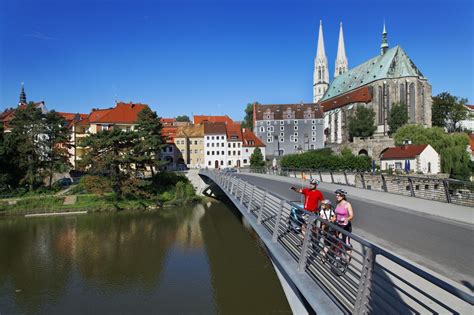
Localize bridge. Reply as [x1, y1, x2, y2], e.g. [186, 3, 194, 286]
[199, 169, 474, 314]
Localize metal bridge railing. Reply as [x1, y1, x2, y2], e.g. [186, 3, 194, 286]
[202, 169, 474, 314]
[245, 167, 474, 207]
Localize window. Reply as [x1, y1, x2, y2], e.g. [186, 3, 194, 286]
[220, 160, 224, 166]
[294, 145, 298, 149]
[280, 132, 284, 136]
[228, 161, 232, 165]
[194, 141, 198, 145]
[208, 161, 211, 166]
[233, 150, 236, 155]
[243, 159, 247, 163]
[206, 143, 209, 147]
[267, 132, 272, 137]
[238, 143, 241, 147]
[259, 127, 265, 132]
[267, 137, 273, 143]
[206, 136, 210, 140]
[312, 137, 316, 142]
[378, 86, 384, 124]
[194, 149, 198, 153]
[280, 120, 284, 125]
[267, 121, 271, 125]
[279, 137, 284, 142]
[212, 136, 215, 140]
[212, 151, 215, 155]
[280, 126, 284, 131]
[216, 151, 219, 155]
[312, 119, 316, 124]
[267, 126, 274, 132]
[294, 120, 298, 124]
[312, 125, 316, 130]
[228, 143, 231, 148]
[409, 83, 416, 123]
[233, 143, 236, 148]
[294, 132, 298, 137]
[294, 126, 298, 131]
[207, 152, 210, 155]
[312, 131, 316, 136]
[211, 143, 214, 147]
[245, 149, 248, 153]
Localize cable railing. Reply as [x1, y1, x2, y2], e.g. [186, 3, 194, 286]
[201, 169, 474, 314]
[245, 167, 474, 207]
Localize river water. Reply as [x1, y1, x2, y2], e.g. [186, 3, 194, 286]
[0, 202, 291, 314]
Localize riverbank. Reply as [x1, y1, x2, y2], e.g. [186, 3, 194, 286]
[0, 192, 206, 217]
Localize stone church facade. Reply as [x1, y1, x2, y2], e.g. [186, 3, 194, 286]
[313, 22, 432, 146]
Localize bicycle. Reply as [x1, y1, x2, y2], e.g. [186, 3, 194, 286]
[322, 227, 352, 276]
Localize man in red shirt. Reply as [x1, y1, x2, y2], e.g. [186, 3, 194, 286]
[290, 179, 324, 213]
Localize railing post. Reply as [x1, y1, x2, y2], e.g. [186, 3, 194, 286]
[442, 179, 452, 203]
[297, 216, 315, 273]
[344, 171, 349, 185]
[407, 177, 415, 197]
[293, 170, 297, 178]
[354, 247, 375, 314]
[240, 181, 246, 205]
[272, 200, 286, 242]
[257, 191, 267, 224]
[230, 177, 235, 195]
[319, 170, 322, 182]
[248, 186, 255, 212]
[381, 174, 388, 192]
[330, 171, 334, 184]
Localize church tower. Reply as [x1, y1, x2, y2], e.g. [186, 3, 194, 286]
[313, 20, 329, 103]
[334, 22, 348, 78]
[19, 82, 27, 104]
[380, 22, 389, 55]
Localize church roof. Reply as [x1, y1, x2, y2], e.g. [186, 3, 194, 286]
[320, 45, 425, 102]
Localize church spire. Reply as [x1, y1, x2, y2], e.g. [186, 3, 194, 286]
[380, 21, 389, 55]
[19, 82, 27, 104]
[313, 20, 329, 103]
[334, 22, 348, 78]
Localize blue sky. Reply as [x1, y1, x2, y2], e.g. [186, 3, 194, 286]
[1, 0, 472, 120]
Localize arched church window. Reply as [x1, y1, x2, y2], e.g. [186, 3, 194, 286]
[318, 67, 322, 81]
[400, 83, 406, 104]
[409, 83, 416, 123]
[378, 86, 383, 125]
[386, 85, 390, 113]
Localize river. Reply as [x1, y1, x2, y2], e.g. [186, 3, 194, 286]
[0, 201, 291, 314]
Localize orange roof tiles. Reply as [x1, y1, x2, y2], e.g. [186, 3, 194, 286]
[380, 144, 428, 160]
[242, 128, 265, 147]
[92, 102, 148, 124]
[226, 123, 243, 141]
[194, 115, 234, 125]
[203, 122, 227, 135]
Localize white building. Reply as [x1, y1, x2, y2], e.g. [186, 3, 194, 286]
[226, 123, 243, 167]
[204, 122, 228, 168]
[380, 144, 440, 174]
[242, 129, 266, 166]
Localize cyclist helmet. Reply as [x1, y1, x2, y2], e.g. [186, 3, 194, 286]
[334, 188, 348, 196]
[321, 199, 332, 206]
[309, 178, 320, 186]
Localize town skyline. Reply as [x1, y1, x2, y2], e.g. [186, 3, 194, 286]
[1, 0, 472, 119]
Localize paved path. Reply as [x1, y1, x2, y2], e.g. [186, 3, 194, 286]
[63, 195, 77, 205]
[235, 172, 474, 289]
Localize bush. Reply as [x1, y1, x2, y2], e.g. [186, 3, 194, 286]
[80, 175, 113, 195]
[280, 148, 371, 171]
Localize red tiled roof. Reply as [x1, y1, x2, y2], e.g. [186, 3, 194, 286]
[380, 144, 428, 160]
[465, 104, 474, 111]
[161, 118, 176, 123]
[92, 102, 148, 124]
[162, 127, 178, 143]
[226, 123, 243, 141]
[254, 103, 324, 120]
[58, 112, 88, 121]
[242, 128, 265, 147]
[320, 86, 372, 112]
[194, 115, 234, 125]
[203, 122, 227, 135]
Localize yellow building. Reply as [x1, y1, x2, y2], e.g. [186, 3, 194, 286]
[175, 124, 205, 168]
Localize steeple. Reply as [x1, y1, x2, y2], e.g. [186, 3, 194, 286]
[334, 22, 348, 78]
[380, 21, 389, 55]
[313, 20, 329, 103]
[19, 82, 27, 104]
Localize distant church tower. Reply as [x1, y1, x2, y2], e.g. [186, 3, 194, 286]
[334, 22, 348, 78]
[313, 20, 329, 103]
[19, 82, 27, 104]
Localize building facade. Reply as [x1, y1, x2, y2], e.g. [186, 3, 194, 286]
[380, 144, 440, 174]
[204, 122, 228, 168]
[242, 128, 266, 166]
[174, 124, 205, 169]
[314, 24, 432, 145]
[253, 103, 324, 158]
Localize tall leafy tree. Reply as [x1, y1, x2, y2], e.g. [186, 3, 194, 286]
[175, 115, 190, 122]
[387, 102, 409, 135]
[394, 124, 470, 180]
[241, 102, 258, 129]
[79, 129, 140, 196]
[432, 92, 469, 132]
[348, 106, 377, 139]
[43, 111, 72, 187]
[9, 104, 46, 191]
[135, 107, 165, 176]
[250, 147, 265, 169]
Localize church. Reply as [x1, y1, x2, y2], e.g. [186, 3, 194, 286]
[314, 21, 432, 145]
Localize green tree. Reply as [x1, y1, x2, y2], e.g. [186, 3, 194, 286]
[135, 107, 165, 176]
[249, 147, 265, 169]
[432, 92, 469, 132]
[43, 111, 72, 188]
[9, 103, 46, 191]
[387, 102, 408, 135]
[175, 115, 190, 122]
[394, 124, 470, 180]
[348, 106, 377, 139]
[241, 102, 258, 129]
[79, 129, 140, 196]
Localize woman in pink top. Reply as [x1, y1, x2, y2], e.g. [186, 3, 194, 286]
[334, 188, 354, 246]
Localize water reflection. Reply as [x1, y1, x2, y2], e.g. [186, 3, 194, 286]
[0, 202, 290, 314]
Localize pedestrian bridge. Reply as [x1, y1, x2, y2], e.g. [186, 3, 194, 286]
[199, 169, 473, 314]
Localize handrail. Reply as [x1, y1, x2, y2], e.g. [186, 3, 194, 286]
[200, 169, 474, 314]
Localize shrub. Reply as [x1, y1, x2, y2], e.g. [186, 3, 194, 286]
[80, 175, 112, 195]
